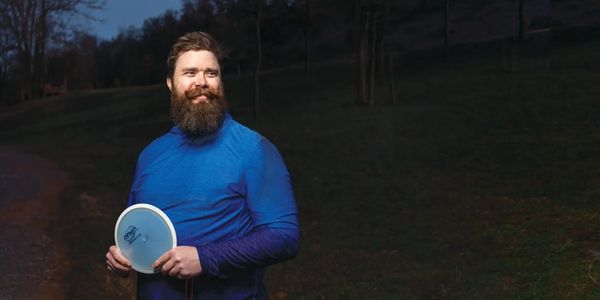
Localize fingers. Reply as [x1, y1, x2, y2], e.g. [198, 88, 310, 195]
[106, 260, 124, 276]
[155, 250, 182, 277]
[166, 262, 179, 277]
[152, 249, 173, 270]
[107, 246, 199, 280]
[154, 247, 201, 279]
[106, 245, 131, 277]
[160, 257, 175, 274]
[109, 245, 131, 268]
[153, 249, 183, 278]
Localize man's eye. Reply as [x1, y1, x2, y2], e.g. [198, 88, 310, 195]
[184, 71, 195, 76]
[207, 71, 218, 77]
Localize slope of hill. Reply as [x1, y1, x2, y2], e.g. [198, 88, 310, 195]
[1, 36, 600, 299]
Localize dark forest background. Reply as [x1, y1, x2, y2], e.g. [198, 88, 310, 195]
[4, 0, 600, 299]
[0, 0, 576, 108]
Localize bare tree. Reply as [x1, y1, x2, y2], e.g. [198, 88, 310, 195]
[444, 0, 449, 61]
[355, 0, 391, 106]
[0, 32, 13, 103]
[388, 52, 396, 104]
[356, 0, 378, 106]
[517, 0, 526, 42]
[0, 0, 103, 101]
[254, 0, 263, 119]
[304, 0, 312, 88]
[510, 0, 526, 72]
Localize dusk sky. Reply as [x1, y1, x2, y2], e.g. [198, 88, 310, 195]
[84, 0, 182, 40]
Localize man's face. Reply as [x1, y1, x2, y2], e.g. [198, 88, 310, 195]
[167, 50, 228, 136]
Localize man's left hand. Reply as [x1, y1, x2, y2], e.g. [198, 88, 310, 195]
[152, 246, 202, 279]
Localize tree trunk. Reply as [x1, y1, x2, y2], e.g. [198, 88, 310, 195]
[513, 0, 524, 72]
[0, 64, 4, 104]
[388, 52, 396, 104]
[19, 53, 32, 101]
[356, 1, 390, 106]
[511, 37, 518, 72]
[518, 0, 525, 42]
[368, 11, 376, 106]
[34, 0, 48, 97]
[15, 0, 35, 101]
[304, 0, 312, 88]
[254, 0, 263, 119]
[355, 0, 363, 105]
[500, 38, 509, 72]
[377, 0, 389, 81]
[358, 9, 370, 105]
[444, 0, 449, 61]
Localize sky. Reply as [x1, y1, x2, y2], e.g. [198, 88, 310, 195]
[83, 0, 182, 40]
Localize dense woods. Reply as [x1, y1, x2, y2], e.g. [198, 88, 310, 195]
[0, 0, 354, 104]
[0, 0, 559, 106]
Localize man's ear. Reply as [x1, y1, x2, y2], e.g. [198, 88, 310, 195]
[166, 77, 172, 92]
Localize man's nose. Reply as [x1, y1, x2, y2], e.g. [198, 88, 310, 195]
[194, 74, 208, 87]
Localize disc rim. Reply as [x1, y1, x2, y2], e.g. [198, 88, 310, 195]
[114, 203, 177, 274]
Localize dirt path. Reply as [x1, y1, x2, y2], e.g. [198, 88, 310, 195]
[0, 147, 69, 299]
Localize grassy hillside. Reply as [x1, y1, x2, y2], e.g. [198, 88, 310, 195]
[2, 38, 600, 299]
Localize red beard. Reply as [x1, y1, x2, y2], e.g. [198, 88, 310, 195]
[170, 85, 228, 136]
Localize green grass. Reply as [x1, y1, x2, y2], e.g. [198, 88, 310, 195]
[2, 38, 600, 299]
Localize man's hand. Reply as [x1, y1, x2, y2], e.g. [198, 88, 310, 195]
[106, 245, 132, 277]
[152, 246, 202, 279]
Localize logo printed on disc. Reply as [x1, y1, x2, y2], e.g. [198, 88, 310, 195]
[124, 225, 141, 245]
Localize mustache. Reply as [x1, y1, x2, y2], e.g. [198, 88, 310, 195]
[185, 87, 220, 100]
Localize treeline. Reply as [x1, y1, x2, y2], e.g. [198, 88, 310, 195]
[1, 0, 544, 106]
[89, 0, 326, 89]
[2, 0, 451, 106]
[0, 0, 350, 104]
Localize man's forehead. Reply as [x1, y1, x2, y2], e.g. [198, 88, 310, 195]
[176, 50, 220, 69]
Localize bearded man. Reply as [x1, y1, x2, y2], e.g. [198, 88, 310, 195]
[105, 31, 299, 300]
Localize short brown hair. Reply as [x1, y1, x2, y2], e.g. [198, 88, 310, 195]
[166, 31, 225, 79]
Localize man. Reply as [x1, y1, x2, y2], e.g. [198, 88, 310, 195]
[106, 31, 299, 299]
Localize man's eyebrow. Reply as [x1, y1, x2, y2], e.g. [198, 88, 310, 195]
[180, 67, 199, 73]
[180, 67, 219, 73]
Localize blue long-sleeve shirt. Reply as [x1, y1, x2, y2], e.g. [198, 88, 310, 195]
[127, 114, 299, 299]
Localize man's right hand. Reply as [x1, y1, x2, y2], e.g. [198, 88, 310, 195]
[106, 245, 132, 277]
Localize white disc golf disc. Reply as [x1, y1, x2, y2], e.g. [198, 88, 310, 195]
[114, 203, 177, 274]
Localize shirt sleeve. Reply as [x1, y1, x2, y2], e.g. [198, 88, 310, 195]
[127, 154, 144, 207]
[195, 138, 300, 278]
